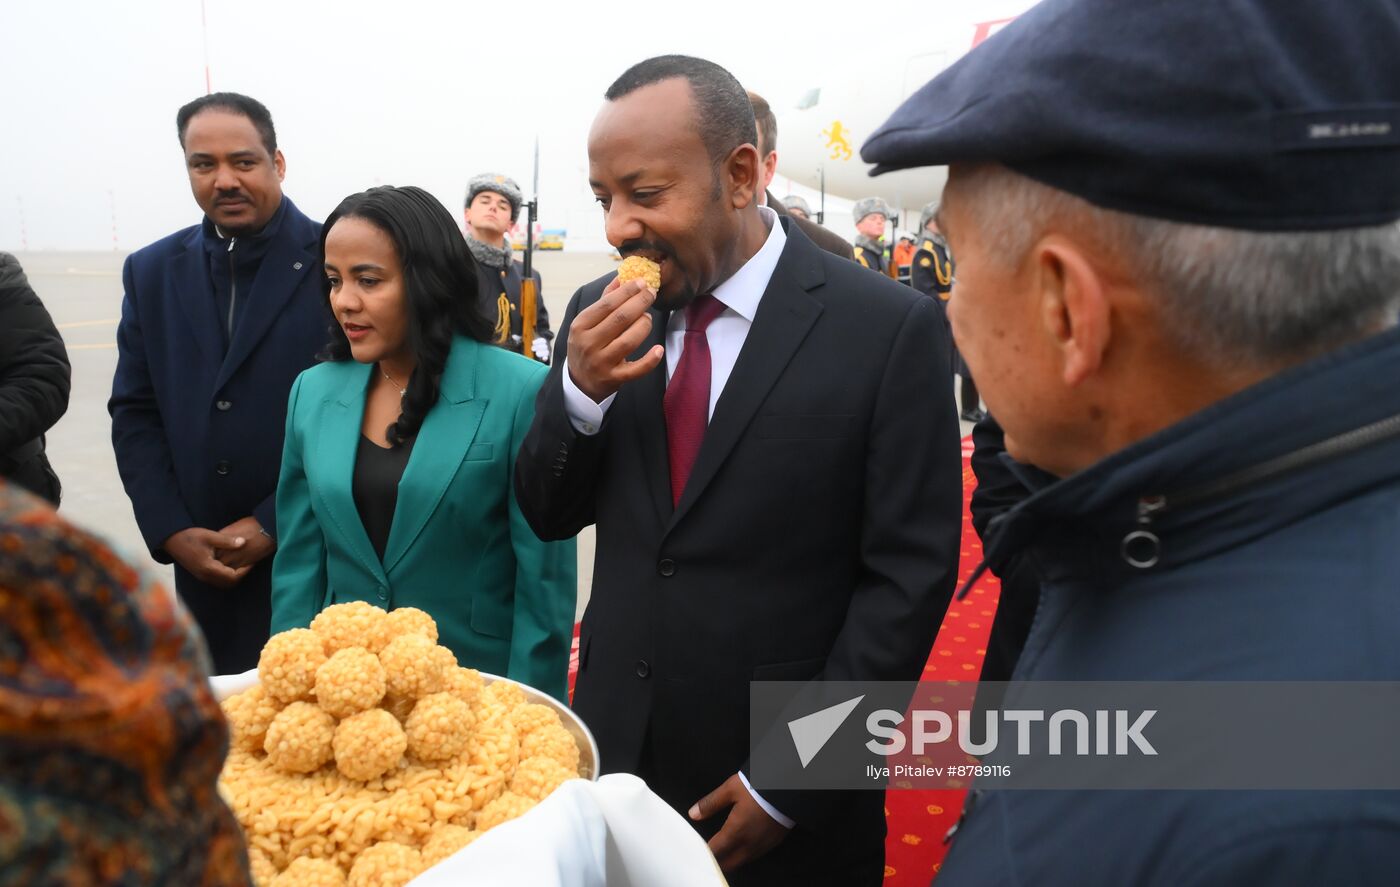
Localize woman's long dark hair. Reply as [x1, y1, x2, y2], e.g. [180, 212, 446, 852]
[319, 185, 494, 447]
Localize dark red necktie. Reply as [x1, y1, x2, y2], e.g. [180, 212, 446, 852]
[664, 294, 727, 507]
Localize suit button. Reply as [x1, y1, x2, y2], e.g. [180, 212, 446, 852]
[657, 559, 675, 577]
[216, 400, 232, 411]
[215, 460, 230, 476]
[377, 587, 388, 601]
[635, 660, 651, 678]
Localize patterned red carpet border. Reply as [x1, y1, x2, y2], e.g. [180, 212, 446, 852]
[565, 435, 997, 885]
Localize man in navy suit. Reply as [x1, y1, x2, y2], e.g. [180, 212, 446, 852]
[515, 56, 963, 885]
[110, 93, 330, 673]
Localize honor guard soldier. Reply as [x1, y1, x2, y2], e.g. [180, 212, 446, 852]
[912, 201, 983, 420]
[781, 194, 812, 221]
[464, 173, 554, 362]
[911, 203, 954, 301]
[851, 196, 892, 274]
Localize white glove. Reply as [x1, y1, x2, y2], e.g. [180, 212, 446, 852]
[532, 336, 550, 361]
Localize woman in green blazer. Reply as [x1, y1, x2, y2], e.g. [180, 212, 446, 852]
[270, 186, 576, 700]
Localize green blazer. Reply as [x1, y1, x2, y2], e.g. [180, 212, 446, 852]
[269, 336, 577, 700]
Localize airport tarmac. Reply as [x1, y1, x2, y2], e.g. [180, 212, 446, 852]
[15, 248, 975, 625]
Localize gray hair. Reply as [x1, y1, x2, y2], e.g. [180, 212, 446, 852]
[951, 164, 1400, 368]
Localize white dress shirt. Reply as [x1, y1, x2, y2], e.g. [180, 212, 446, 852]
[560, 206, 797, 829]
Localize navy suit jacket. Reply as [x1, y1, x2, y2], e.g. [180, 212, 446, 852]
[110, 197, 330, 560]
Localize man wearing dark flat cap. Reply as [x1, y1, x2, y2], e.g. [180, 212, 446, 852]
[864, 0, 1400, 883]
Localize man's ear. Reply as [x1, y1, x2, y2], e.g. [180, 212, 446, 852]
[725, 144, 761, 209]
[274, 149, 287, 182]
[1033, 236, 1110, 387]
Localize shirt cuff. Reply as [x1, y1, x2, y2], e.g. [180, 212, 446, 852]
[738, 771, 796, 829]
[561, 359, 615, 436]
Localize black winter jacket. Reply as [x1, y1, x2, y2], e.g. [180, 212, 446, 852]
[0, 253, 69, 504]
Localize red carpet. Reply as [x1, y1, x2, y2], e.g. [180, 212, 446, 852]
[565, 435, 996, 885]
[881, 435, 998, 884]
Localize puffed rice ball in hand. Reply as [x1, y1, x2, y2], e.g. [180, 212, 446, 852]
[223, 684, 282, 753]
[443, 666, 485, 707]
[379, 634, 445, 699]
[520, 722, 581, 772]
[510, 755, 575, 801]
[316, 646, 387, 719]
[384, 606, 438, 644]
[264, 700, 336, 774]
[348, 842, 422, 887]
[272, 857, 346, 887]
[475, 790, 538, 832]
[259, 628, 328, 703]
[405, 692, 474, 763]
[420, 825, 480, 868]
[313, 601, 391, 655]
[616, 255, 661, 291]
[334, 708, 408, 781]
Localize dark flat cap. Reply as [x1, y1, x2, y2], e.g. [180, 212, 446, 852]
[862, 0, 1400, 231]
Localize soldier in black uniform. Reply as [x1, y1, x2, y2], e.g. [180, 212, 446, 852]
[464, 173, 554, 363]
[913, 200, 984, 422]
[851, 196, 892, 274]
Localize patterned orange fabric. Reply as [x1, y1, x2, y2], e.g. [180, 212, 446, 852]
[0, 480, 251, 886]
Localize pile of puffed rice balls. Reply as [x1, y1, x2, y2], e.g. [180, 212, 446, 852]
[219, 602, 582, 886]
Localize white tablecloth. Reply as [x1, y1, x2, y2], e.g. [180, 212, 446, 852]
[409, 774, 727, 887]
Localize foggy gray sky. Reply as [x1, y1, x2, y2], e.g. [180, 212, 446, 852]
[0, 0, 999, 252]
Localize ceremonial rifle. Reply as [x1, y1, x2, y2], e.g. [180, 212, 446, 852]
[520, 139, 540, 359]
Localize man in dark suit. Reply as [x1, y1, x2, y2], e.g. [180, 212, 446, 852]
[747, 90, 855, 261]
[514, 55, 963, 886]
[110, 93, 330, 674]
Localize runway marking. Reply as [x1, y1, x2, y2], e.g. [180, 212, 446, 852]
[67, 343, 116, 351]
[57, 318, 119, 329]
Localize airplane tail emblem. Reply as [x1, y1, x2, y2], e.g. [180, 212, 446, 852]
[822, 121, 854, 161]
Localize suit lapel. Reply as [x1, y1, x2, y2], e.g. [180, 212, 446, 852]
[666, 228, 825, 533]
[630, 306, 673, 525]
[317, 363, 390, 586]
[216, 224, 317, 390]
[381, 339, 485, 572]
[170, 235, 225, 366]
